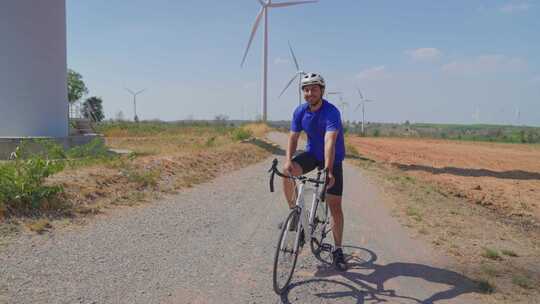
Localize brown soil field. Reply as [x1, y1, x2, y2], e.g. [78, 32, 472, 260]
[349, 137, 540, 220]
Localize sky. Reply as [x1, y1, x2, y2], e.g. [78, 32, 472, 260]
[67, 0, 540, 126]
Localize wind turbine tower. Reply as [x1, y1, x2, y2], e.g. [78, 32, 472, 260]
[0, 0, 68, 137]
[241, 0, 318, 122]
[125, 88, 146, 122]
[355, 89, 375, 135]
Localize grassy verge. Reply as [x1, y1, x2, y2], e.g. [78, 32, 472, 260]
[1, 121, 271, 240]
[350, 157, 540, 303]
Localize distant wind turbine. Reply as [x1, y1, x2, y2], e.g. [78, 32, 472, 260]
[125, 88, 146, 122]
[355, 89, 375, 135]
[472, 106, 480, 123]
[278, 41, 305, 106]
[241, 0, 318, 121]
[327, 91, 348, 122]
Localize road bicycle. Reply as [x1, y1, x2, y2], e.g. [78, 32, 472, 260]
[268, 158, 333, 295]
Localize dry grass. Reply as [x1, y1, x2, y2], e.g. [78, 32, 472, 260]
[242, 123, 273, 138]
[26, 219, 52, 234]
[1, 122, 272, 237]
[351, 157, 540, 303]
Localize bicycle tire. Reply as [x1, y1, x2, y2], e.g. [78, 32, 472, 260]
[273, 209, 301, 295]
[310, 198, 330, 255]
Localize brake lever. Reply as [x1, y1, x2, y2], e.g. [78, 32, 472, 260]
[269, 158, 278, 192]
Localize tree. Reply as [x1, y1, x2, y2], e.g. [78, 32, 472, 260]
[82, 96, 105, 122]
[67, 69, 88, 104]
[115, 111, 125, 122]
[214, 114, 229, 124]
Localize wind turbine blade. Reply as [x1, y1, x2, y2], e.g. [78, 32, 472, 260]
[241, 7, 265, 67]
[269, 0, 318, 8]
[357, 88, 363, 100]
[279, 73, 299, 98]
[288, 41, 300, 71]
[355, 104, 361, 111]
[257, 0, 267, 6]
[136, 89, 146, 95]
[125, 88, 135, 95]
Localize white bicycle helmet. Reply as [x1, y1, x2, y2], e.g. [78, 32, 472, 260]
[301, 73, 326, 88]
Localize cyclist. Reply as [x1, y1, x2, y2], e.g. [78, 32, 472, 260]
[282, 72, 347, 271]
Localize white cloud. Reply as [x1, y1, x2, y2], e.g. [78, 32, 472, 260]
[356, 66, 390, 81]
[499, 2, 530, 13]
[274, 57, 289, 65]
[441, 54, 525, 75]
[406, 48, 442, 61]
[531, 75, 540, 84]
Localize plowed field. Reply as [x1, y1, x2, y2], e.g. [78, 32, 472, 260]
[349, 137, 540, 220]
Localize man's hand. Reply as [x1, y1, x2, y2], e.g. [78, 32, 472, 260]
[326, 171, 335, 189]
[284, 160, 294, 175]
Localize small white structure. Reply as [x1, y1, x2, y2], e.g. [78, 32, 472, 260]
[0, 0, 68, 137]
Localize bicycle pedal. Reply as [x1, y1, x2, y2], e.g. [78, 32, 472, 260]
[320, 243, 333, 252]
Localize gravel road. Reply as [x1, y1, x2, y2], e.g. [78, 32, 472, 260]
[1, 132, 484, 303]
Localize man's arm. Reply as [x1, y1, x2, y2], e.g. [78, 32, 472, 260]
[324, 131, 338, 173]
[286, 131, 300, 161]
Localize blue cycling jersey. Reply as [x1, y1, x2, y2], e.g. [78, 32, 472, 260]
[290, 99, 345, 164]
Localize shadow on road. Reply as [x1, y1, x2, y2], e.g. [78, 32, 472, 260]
[280, 246, 482, 304]
[394, 163, 540, 180]
[245, 137, 285, 156]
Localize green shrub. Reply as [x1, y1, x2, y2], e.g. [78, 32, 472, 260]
[66, 138, 110, 159]
[0, 146, 65, 213]
[482, 247, 502, 260]
[231, 128, 253, 141]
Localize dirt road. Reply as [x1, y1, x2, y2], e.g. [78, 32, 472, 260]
[0, 132, 484, 303]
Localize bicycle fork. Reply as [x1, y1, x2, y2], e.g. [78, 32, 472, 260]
[280, 183, 317, 254]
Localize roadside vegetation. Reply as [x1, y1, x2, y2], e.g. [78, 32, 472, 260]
[349, 149, 540, 303]
[353, 122, 540, 144]
[0, 121, 271, 238]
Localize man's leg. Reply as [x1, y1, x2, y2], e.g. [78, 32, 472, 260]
[326, 163, 346, 271]
[282, 162, 302, 208]
[327, 194, 344, 247]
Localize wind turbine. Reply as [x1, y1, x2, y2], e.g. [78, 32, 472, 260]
[241, 0, 318, 122]
[278, 41, 305, 106]
[125, 88, 146, 122]
[327, 91, 348, 123]
[355, 89, 375, 135]
[472, 106, 480, 123]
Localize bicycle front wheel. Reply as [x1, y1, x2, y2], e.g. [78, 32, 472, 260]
[273, 209, 301, 295]
[310, 199, 330, 255]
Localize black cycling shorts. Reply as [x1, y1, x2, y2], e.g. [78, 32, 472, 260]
[292, 151, 343, 197]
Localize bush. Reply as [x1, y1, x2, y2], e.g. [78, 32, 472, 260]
[66, 138, 110, 159]
[0, 146, 65, 213]
[231, 128, 253, 141]
[346, 142, 360, 158]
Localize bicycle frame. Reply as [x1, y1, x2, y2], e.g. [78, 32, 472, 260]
[281, 175, 324, 254]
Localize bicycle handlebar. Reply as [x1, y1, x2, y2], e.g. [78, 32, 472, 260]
[268, 158, 329, 201]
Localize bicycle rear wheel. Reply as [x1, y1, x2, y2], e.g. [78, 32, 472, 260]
[273, 208, 301, 295]
[310, 199, 330, 255]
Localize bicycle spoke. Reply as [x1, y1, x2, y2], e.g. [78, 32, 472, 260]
[273, 210, 300, 294]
